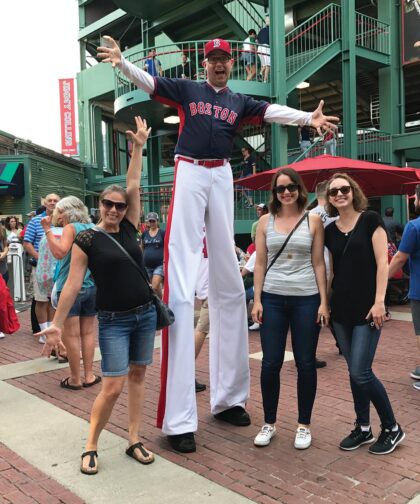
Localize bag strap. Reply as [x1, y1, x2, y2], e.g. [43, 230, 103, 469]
[265, 212, 308, 275]
[340, 212, 363, 258]
[94, 226, 153, 295]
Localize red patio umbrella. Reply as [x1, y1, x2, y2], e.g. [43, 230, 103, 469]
[235, 155, 420, 197]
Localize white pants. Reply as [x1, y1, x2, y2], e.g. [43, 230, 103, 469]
[157, 159, 250, 435]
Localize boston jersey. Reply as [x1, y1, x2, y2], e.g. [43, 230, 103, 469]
[152, 78, 269, 159]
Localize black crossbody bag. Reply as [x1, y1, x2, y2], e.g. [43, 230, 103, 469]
[95, 227, 175, 330]
[265, 212, 308, 274]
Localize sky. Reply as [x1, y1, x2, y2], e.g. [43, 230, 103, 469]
[0, 0, 80, 153]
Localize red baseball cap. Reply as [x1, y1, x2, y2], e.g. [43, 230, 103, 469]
[204, 39, 232, 58]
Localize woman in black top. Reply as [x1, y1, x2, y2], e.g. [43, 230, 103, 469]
[37, 117, 156, 474]
[324, 173, 404, 455]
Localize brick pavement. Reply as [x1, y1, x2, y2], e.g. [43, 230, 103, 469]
[1, 308, 420, 503]
[0, 443, 84, 504]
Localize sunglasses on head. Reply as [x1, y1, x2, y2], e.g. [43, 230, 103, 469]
[327, 185, 352, 197]
[275, 183, 299, 194]
[101, 199, 128, 211]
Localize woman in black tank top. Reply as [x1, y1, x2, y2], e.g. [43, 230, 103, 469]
[324, 173, 405, 455]
[36, 117, 157, 474]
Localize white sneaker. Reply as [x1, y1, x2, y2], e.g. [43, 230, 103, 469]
[0, 332, 5, 339]
[38, 335, 46, 344]
[254, 424, 276, 446]
[248, 322, 260, 331]
[294, 427, 311, 450]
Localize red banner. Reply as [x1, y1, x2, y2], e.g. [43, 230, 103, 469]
[59, 78, 77, 155]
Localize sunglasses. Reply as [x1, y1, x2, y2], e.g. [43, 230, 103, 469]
[327, 185, 352, 197]
[207, 55, 231, 64]
[101, 199, 128, 211]
[275, 184, 299, 194]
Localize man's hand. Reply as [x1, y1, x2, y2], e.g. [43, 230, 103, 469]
[125, 116, 151, 149]
[311, 100, 339, 136]
[97, 36, 122, 68]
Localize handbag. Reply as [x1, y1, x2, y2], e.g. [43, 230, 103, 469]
[265, 212, 308, 274]
[94, 227, 174, 330]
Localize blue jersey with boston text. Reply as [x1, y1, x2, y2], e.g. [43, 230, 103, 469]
[152, 79, 269, 159]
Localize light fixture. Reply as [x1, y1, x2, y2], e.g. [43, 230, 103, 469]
[164, 115, 180, 124]
[296, 81, 310, 89]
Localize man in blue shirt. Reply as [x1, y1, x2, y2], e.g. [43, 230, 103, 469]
[389, 186, 420, 391]
[24, 193, 60, 342]
[144, 48, 163, 77]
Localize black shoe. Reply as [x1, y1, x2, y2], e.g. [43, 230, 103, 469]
[339, 423, 375, 451]
[167, 432, 196, 453]
[214, 406, 251, 426]
[195, 380, 206, 393]
[315, 358, 327, 368]
[368, 424, 405, 455]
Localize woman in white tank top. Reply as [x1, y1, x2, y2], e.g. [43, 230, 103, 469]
[251, 167, 329, 450]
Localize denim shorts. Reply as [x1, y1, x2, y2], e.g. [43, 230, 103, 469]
[146, 264, 164, 279]
[58, 286, 97, 318]
[97, 303, 157, 376]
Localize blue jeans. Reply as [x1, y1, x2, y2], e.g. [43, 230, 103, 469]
[260, 291, 320, 424]
[98, 304, 157, 376]
[333, 321, 396, 429]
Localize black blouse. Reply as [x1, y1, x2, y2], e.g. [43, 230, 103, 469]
[325, 211, 385, 326]
[74, 219, 152, 311]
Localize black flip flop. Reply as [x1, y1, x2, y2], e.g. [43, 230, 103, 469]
[126, 442, 155, 465]
[60, 377, 82, 390]
[83, 375, 102, 388]
[80, 450, 98, 475]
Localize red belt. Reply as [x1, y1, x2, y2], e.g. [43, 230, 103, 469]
[177, 156, 226, 168]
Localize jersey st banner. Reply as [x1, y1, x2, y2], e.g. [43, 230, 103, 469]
[58, 78, 78, 156]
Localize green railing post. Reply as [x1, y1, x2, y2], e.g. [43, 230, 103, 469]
[378, 0, 404, 166]
[341, 0, 358, 159]
[270, 0, 288, 167]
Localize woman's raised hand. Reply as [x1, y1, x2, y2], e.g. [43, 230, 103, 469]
[126, 116, 151, 149]
[97, 36, 122, 68]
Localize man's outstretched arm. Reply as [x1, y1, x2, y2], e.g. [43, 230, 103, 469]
[98, 36, 155, 94]
[264, 99, 339, 134]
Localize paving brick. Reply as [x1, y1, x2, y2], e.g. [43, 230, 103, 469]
[227, 482, 262, 500]
[2, 490, 36, 504]
[390, 478, 420, 499]
[0, 463, 11, 473]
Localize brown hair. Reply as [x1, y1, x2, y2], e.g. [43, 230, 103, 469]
[325, 172, 368, 217]
[268, 167, 308, 214]
[100, 184, 128, 202]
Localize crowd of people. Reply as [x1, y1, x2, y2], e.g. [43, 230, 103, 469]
[0, 34, 417, 478]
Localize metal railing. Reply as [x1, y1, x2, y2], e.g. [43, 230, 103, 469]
[355, 13, 390, 54]
[289, 125, 392, 164]
[140, 182, 268, 223]
[285, 3, 341, 78]
[221, 0, 265, 33]
[116, 39, 270, 97]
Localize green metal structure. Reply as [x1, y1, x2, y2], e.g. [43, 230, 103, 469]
[76, 0, 420, 229]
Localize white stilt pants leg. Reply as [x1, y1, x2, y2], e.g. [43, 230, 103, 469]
[158, 159, 250, 435]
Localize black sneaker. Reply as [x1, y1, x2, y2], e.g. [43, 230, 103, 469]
[368, 424, 405, 455]
[339, 423, 375, 450]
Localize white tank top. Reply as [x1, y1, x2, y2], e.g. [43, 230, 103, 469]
[263, 213, 319, 296]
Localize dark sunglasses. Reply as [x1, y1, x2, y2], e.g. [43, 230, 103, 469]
[275, 183, 299, 194]
[101, 199, 128, 211]
[327, 185, 352, 197]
